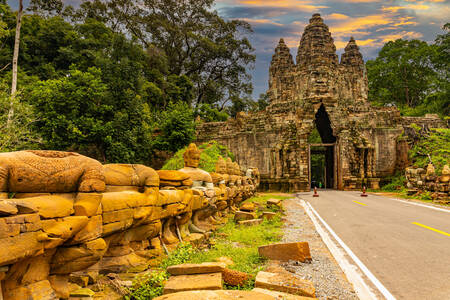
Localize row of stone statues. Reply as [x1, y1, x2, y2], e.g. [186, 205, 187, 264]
[0, 144, 260, 299]
[405, 164, 449, 199]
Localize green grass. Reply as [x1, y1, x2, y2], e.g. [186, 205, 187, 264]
[125, 194, 287, 299]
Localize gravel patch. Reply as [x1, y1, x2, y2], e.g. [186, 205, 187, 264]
[281, 197, 358, 300]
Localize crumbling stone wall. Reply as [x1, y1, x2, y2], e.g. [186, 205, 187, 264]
[0, 150, 259, 300]
[196, 14, 447, 192]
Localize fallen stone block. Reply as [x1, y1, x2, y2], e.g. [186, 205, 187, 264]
[163, 273, 222, 294]
[258, 242, 311, 262]
[3, 280, 57, 300]
[234, 211, 256, 222]
[252, 288, 316, 299]
[238, 219, 263, 226]
[240, 202, 256, 212]
[154, 290, 274, 300]
[267, 198, 282, 206]
[222, 268, 251, 286]
[262, 212, 276, 220]
[70, 288, 95, 298]
[255, 271, 315, 297]
[167, 262, 226, 275]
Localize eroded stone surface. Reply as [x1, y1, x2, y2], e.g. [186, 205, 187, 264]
[255, 271, 315, 297]
[258, 242, 311, 262]
[163, 273, 223, 294]
[155, 290, 274, 300]
[167, 262, 226, 276]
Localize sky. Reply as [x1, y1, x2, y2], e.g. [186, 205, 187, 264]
[8, 0, 450, 98]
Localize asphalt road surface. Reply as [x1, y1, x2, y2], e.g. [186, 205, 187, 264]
[299, 190, 450, 300]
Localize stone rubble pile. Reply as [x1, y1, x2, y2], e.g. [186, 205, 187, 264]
[0, 145, 260, 300]
[405, 164, 449, 201]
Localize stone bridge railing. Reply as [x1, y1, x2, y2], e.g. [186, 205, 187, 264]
[0, 148, 259, 299]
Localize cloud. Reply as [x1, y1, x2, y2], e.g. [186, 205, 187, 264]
[379, 31, 424, 42]
[326, 13, 350, 20]
[220, 0, 328, 12]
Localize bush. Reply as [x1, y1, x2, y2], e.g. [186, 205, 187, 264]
[162, 141, 235, 172]
[380, 173, 406, 192]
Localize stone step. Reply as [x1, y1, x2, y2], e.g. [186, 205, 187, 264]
[167, 262, 226, 276]
[163, 273, 222, 294]
[255, 271, 315, 298]
[234, 211, 256, 222]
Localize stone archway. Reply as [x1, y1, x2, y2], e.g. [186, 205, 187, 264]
[308, 104, 337, 189]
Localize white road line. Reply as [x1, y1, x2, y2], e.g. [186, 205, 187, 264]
[387, 197, 450, 213]
[301, 199, 396, 300]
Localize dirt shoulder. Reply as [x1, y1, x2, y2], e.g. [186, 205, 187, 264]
[281, 197, 358, 300]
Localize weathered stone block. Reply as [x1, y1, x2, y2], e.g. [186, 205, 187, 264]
[222, 268, 251, 286]
[255, 271, 315, 297]
[238, 219, 262, 226]
[74, 193, 102, 217]
[167, 262, 226, 276]
[258, 242, 311, 262]
[252, 288, 316, 299]
[163, 273, 222, 294]
[234, 211, 256, 222]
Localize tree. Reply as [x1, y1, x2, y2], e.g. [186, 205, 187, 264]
[366, 39, 436, 108]
[8, 0, 23, 127]
[73, 0, 255, 108]
[28, 0, 63, 17]
[154, 101, 195, 152]
[0, 82, 40, 151]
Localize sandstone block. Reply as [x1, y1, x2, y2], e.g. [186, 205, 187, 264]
[262, 212, 277, 220]
[154, 290, 274, 300]
[70, 288, 95, 297]
[163, 273, 222, 294]
[3, 280, 57, 300]
[255, 271, 315, 297]
[234, 211, 256, 222]
[42, 216, 89, 240]
[252, 288, 316, 299]
[258, 242, 311, 262]
[238, 219, 262, 226]
[67, 215, 103, 245]
[240, 202, 256, 212]
[222, 268, 251, 286]
[102, 208, 134, 224]
[267, 198, 282, 206]
[4, 213, 40, 224]
[14, 196, 74, 219]
[157, 170, 190, 182]
[74, 193, 102, 217]
[49, 274, 70, 299]
[0, 201, 18, 215]
[214, 256, 234, 266]
[0, 219, 20, 238]
[102, 219, 133, 236]
[167, 262, 226, 275]
[0, 232, 44, 265]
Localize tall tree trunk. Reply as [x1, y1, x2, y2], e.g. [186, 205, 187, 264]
[8, 0, 23, 127]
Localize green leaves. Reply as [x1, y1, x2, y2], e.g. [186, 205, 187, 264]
[367, 28, 449, 117]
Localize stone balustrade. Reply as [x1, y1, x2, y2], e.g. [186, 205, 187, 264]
[0, 149, 259, 299]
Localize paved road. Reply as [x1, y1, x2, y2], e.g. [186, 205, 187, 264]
[299, 190, 450, 300]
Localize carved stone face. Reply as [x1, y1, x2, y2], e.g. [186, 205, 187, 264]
[215, 156, 227, 174]
[226, 157, 234, 174]
[183, 143, 201, 168]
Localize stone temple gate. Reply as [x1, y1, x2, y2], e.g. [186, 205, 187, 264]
[196, 13, 446, 192]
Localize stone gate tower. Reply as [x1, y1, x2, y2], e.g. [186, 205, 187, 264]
[196, 14, 444, 192]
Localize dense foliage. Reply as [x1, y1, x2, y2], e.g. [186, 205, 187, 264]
[366, 24, 450, 117]
[162, 141, 234, 172]
[409, 126, 449, 175]
[0, 0, 256, 163]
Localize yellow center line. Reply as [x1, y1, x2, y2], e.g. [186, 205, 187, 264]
[412, 222, 450, 237]
[353, 200, 367, 206]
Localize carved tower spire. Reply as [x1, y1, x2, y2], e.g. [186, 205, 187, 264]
[269, 38, 294, 89]
[340, 37, 368, 101]
[296, 13, 338, 67]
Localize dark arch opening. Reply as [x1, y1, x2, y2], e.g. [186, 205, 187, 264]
[310, 104, 336, 189]
[315, 104, 336, 143]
